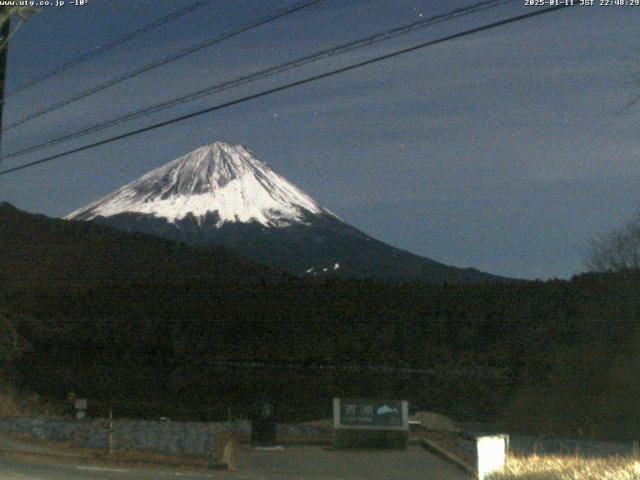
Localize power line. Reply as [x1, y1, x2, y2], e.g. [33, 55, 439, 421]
[0, 0, 514, 163]
[0, 4, 574, 177]
[4, 0, 218, 100]
[2, 0, 326, 131]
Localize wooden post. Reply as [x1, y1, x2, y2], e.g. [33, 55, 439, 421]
[108, 409, 113, 457]
[222, 433, 237, 472]
[633, 440, 639, 458]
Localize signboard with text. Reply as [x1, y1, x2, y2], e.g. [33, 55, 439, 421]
[333, 398, 408, 431]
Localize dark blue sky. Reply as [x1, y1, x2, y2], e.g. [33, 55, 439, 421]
[1, 0, 639, 279]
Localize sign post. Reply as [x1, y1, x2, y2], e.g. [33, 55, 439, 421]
[333, 398, 409, 449]
[74, 398, 87, 420]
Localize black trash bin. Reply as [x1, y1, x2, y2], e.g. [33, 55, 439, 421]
[251, 401, 277, 447]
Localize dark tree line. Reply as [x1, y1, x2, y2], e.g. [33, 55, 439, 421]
[2, 203, 640, 439]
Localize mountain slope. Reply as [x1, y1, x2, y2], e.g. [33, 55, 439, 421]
[66, 141, 503, 283]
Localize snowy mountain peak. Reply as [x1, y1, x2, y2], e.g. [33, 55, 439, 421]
[66, 141, 333, 227]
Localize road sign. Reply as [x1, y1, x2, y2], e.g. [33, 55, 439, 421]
[333, 398, 409, 449]
[334, 398, 408, 430]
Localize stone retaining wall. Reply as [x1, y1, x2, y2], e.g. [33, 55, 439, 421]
[0, 416, 327, 457]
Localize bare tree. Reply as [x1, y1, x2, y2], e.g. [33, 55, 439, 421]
[585, 212, 640, 272]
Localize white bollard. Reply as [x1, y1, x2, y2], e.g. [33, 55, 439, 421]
[476, 434, 508, 480]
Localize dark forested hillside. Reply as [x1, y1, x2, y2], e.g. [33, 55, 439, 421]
[2, 203, 640, 440]
[0, 202, 284, 291]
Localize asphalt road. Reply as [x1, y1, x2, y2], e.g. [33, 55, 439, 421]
[0, 457, 218, 480]
[0, 445, 469, 480]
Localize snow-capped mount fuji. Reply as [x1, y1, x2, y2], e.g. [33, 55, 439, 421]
[67, 142, 333, 227]
[66, 141, 501, 283]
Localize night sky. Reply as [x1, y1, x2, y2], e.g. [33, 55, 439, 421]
[1, 0, 638, 280]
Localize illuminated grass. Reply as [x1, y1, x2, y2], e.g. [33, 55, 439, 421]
[490, 454, 640, 480]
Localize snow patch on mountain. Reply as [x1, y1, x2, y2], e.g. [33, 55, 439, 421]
[66, 141, 334, 227]
[303, 262, 341, 276]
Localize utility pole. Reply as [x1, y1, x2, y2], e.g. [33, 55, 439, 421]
[0, 16, 9, 156]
